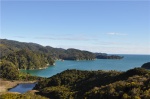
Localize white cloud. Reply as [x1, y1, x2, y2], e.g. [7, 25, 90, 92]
[107, 32, 127, 36]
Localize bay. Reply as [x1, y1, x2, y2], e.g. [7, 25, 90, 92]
[21, 55, 150, 78]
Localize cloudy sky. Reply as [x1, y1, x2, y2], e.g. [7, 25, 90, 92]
[1, 0, 150, 54]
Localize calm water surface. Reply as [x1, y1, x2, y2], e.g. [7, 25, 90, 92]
[8, 83, 36, 93]
[21, 55, 150, 77]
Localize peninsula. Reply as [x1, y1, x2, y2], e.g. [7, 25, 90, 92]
[0, 39, 123, 70]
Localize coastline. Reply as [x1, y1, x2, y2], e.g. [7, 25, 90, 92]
[18, 57, 123, 71]
[18, 63, 53, 70]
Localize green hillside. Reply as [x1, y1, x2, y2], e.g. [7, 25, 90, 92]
[0, 39, 123, 70]
[34, 68, 150, 99]
[0, 39, 96, 61]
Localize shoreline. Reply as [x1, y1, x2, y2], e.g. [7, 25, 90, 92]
[0, 78, 37, 94]
[18, 63, 56, 70]
[18, 57, 123, 71]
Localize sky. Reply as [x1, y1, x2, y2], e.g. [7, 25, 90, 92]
[1, 0, 150, 54]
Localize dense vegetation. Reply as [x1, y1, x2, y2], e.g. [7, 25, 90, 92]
[0, 39, 123, 71]
[0, 60, 19, 80]
[1, 39, 149, 99]
[141, 62, 150, 69]
[0, 39, 95, 61]
[1, 49, 54, 70]
[34, 68, 150, 99]
[96, 54, 123, 59]
[0, 60, 42, 81]
[0, 39, 122, 61]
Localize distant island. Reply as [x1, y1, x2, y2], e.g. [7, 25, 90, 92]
[0, 39, 123, 70]
[141, 62, 150, 69]
[95, 53, 123, 59]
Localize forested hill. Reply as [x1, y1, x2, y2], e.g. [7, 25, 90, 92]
[0, 39, 123, 70]
[1, 49, 54, 70]
[0, 39, 95, 60]
[0, 39, 123, 60]
[34, 68, 150, 99]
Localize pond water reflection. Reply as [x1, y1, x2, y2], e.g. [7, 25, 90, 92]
[9, 83, 36, 93]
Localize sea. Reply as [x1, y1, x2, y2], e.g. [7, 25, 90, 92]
[21, 54, 150, 78]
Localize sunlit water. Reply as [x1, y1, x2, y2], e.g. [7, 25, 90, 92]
[21, 55, 150, 78]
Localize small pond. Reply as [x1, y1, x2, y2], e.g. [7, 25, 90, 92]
[9, 83, 36, 93]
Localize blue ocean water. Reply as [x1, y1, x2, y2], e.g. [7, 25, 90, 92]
[21, 55, 150, 78]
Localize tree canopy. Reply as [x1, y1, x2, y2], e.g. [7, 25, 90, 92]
[141, 62, 150, 69]
[0, 39, 123, 60]
[1, 49, 54, 70]
[34, 68, 150, 99]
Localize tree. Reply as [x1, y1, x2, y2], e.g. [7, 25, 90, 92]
[0, 60, 19, 80]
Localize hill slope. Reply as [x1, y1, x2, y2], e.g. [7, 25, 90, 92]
[0, 39, 123, 70]
[0, 39, 123, 60]
[0, 39, 96, 60]
[34, 68, 150, 99]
